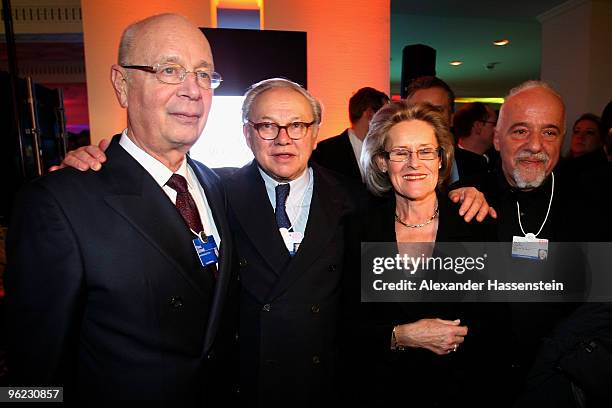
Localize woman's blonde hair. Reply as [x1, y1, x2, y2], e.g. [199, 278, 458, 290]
[361, 101, 454, 196]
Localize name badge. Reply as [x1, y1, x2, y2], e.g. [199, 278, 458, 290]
[193, 235, 219, 267]
[280, 228, 304, 256]
[512, 233, 549, 261]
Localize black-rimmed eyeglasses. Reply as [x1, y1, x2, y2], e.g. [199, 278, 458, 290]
[121, 63, 223, 90]
[246, 120, 316, 140]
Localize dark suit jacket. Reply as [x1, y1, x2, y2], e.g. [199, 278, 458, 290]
[455, 147, 490, 181]
[221, 161, 358, 407]
[5, 137, 237, 405]
[310, 129, 362, 180]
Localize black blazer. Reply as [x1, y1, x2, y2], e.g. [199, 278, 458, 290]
[455, 147, 490, 181]
[5, 137, 237, 405]
[222, 161, 358, 407]
[310, 129, 362, 180]
[342, 192, 499, 407]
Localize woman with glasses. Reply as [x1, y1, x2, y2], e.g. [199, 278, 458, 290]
[342, 101, 497, 406]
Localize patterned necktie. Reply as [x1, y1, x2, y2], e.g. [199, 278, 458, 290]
[275, 183, 291, 229]
[166, 174, 204, 234]
[166, 173, 218, 279]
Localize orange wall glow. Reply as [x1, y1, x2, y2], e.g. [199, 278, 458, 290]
[81, 0, 213, 144]
[216, 0, 261, 10]
[264, 0, 390, 140]
[81, 0, 389, 145]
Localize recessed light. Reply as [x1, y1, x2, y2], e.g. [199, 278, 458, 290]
[449, 60, 463, 66]
[493, 39, 510, 46]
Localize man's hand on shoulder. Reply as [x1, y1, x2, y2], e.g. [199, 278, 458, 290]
[49, 138, 111, 172]
[448, 187, 497, 223]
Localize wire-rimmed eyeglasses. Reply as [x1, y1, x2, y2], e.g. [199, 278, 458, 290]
[384, 147, 442, 162]
[121, 63, 223, 90]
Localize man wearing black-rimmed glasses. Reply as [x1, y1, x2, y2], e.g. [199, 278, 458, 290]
[218, 78, 359, 406]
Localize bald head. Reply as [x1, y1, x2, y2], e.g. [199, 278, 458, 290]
[118, 14, 211, 68]
[111, 13, 215, 170]
[498, 81, 566, 134]
[494, 82, 566, 189]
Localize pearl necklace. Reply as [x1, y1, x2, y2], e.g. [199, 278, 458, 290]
[395, 206, 439, 229]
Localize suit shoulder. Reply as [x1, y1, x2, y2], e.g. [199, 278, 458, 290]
[313, 164, 365, 205]
[313, 131, 349, 155]
[24, 167, 104, 197]
[189, 158, 216, 177]
[317, 131, 348, 147]
[213, 166, 240, 182]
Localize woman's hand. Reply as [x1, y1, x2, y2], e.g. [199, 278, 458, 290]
[395, 318, 468, 355]
[49, 138, 111, 172]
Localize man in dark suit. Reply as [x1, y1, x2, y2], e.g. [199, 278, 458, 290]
[224, 78, 358, 407]
[453, 102, 499, 181]
[404, 76, 461, 184]
[481, 80, 611, 406]
[311, 87, 389, 180]
[5, 14, 235, 405]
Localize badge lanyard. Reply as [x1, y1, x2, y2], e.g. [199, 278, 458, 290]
[191, 229, 219, 267]
[516, 171, 554, 239]
[278, 173, 313, 255]
[511, 172, 554, 261]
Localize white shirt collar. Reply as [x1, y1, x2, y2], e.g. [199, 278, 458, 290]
[347, 128, 364, 171]
[258, 165, 310, 197]
[119, 129, 188, 187]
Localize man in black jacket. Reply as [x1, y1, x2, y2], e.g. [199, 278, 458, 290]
[5, 14, 237, 405]
[311, 87, 389, 180]
[484, 80, 611, 407]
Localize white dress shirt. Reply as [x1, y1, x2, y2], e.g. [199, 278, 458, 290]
[259, 166, 314, 251]
[347, 128, 364, 174]
[119, 130, 221, 247]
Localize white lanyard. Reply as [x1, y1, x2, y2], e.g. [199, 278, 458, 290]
[516, 172, 555, 238]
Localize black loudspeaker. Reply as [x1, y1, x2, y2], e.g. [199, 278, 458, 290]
[400, 44, 437, 98]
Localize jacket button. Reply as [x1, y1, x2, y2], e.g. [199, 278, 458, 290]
[311, 304, 320, 313]
[312, 355, 320, 364]
[329, 264, 337, 272]
[169, 296, 183, 309]
[239, 258, 248, 267]
[262, 304, 271, 312]
[207, 351, 215, 360]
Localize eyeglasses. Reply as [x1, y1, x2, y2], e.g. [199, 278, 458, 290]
[121, 63, 223, 90]
[384, 147, 442, 162]
[246, 120, 316, 140]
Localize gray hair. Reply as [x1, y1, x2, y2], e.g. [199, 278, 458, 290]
[506, 80, 562, 100]
[361, 101, 455, 196]
[241, 78, 322, 124]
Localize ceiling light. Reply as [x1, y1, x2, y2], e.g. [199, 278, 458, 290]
[449, 60, 463, 66]
[493, 39, 510, 46]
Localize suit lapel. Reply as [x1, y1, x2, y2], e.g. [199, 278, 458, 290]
[103, 141, 211, 299]
[226, 161, 291, 275]
[187, 157, 232, 354]
[266, 166, 346, 301]
[340, 130, 362, 179]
